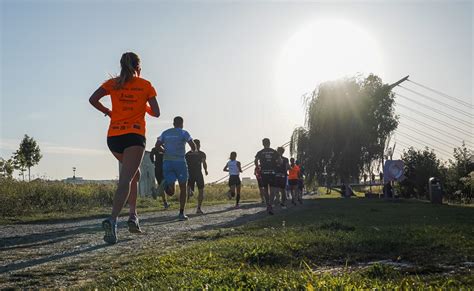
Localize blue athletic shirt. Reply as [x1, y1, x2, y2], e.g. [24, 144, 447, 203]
[158, 128, 192, 161]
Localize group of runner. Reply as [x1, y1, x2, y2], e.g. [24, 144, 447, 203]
[252, 138, 305, 215]
[89, 52, 304, 244]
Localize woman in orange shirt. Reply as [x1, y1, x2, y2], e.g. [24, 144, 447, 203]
[89, 52, 160, 244]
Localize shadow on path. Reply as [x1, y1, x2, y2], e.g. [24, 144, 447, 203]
[0, 239, 131, 274]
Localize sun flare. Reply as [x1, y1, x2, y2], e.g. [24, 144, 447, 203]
[275, 19, 385, 124]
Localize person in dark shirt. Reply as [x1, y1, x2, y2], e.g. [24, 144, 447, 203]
[254, 138, 280, 215]
[275, 147, 290, 208]
[150, 145, 170, 209]
[185, 139, 208, 214]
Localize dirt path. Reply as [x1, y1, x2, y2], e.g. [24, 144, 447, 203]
[0, 201, 277, 288]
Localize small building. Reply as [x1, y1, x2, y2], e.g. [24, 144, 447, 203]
[118, 150, 156, 197]
[241, 177, 257, 186]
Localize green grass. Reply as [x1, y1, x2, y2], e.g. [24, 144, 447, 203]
[92, 198, 474, 289]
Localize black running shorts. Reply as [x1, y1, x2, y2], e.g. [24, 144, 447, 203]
[188, 171, 205, 190]
[261, 173, 276, 188]
[288, 179, 299, 186]
[107, 133, 146, 154]
[228, 175, 241, 187]
[275, 175, 287, 189]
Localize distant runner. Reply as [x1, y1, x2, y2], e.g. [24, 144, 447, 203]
[89, 52, 160, 244]
[185, 139, 208, 214]
[223, 152, 243, 208]
[288, 158, 300, 205]
[156, 116, 196, 221]
[254, 138, 280, 215]
[275, 147, 290, 208]
[150, 145, 170, 209]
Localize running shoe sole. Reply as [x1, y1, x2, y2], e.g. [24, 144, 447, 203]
[102, 219, 117, 244]
[127, 220, 143, 234]
[178, 214, 189, 221]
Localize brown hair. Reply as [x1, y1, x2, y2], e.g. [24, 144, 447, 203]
[115, 52, 140, 89]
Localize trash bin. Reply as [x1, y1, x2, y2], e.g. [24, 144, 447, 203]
[429, 177, 443, 204]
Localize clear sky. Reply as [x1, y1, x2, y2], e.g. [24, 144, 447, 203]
[1, 0, 472, 181]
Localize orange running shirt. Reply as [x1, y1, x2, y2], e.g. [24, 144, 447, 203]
[101, 77, 157, 137]
[288, 165, 300, 180]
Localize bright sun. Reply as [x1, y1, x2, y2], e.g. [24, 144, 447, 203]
[275, 19, 385, 125]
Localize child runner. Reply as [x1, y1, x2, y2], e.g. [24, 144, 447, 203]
[150, 145, 170, 209]
[89, 52, 160, 244]
[223, 152, 243, 208]
[254, 138, 280, 215]
[185, 139, 208, 214]
[275, 147, 290, 208]
[288, 158, 301, 205]
[156, 116, 196, 221]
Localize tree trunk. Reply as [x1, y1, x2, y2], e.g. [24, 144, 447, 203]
[28, 167, 31, 182]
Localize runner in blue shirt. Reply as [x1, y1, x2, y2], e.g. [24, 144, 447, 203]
[156, 116, 196, 220]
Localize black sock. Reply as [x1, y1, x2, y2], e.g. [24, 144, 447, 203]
[179, 209, 184, 214]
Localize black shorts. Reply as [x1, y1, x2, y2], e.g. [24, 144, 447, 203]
[107, 133, 146, 154]
[275, 175, 287, 189]
[288, 179, 299, 186]
[228, 175, 241, 187]
[261, 173, 276, 188]
[257, 178, 264, 188]
[188, 172, 205, 190]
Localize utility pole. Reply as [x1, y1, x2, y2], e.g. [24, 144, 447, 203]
[73, 167, 76, 179]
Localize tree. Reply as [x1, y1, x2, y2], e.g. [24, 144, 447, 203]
[444, 142, 473, 203]
[399, 147, 442, 199]
[13, 135, 42, 181]
[0, 158, 14, 179]
[290, 74, 398, 186]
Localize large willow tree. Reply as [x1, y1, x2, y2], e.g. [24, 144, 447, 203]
[290, 74, 398, 184]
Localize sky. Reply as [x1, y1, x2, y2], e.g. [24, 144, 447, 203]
[1, 0, 472, 181]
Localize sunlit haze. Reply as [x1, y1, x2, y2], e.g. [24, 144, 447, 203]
[1, 1, 472, 181]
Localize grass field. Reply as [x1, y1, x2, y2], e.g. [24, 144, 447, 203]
[91, 197, 474, 289]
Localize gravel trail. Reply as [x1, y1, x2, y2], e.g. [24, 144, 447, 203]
[0, 201, 275, 288]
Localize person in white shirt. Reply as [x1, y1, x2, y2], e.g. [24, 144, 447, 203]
[223, 151, 243, 208]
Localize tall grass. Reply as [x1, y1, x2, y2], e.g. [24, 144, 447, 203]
[0, 179, 261, 219]
[0, 179, 115, 217]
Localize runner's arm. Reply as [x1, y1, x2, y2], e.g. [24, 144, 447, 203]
[89, 87, 111, 117]
[146, 97, 160, 117]
[223, 163, 229, 172]
[237, 161, 243, 173]
[150, 148, 156, 163]
[187, 139, 196, 152]
[203, 157, 208, 176]
[155, 137, 163, 148]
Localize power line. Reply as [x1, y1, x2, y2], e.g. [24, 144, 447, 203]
[399, 113, 473, 146]
[396, 103, 473, 137]
[407, 79, 473, 108]
[398, 85, 472, 118]
[396, 132, 452, 156]
[395, 93, 472, 127]
[399, 123, 460, 149]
